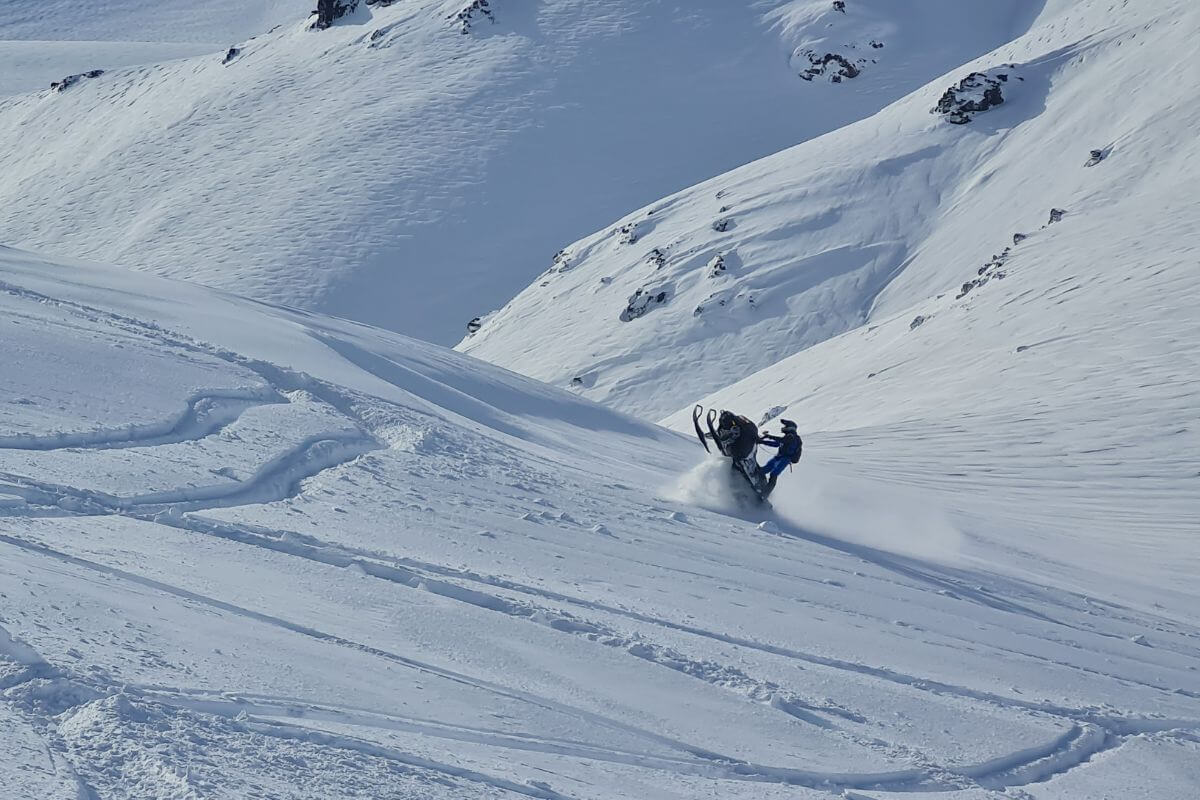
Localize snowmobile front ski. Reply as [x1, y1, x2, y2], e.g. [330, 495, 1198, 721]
[692, 405, 711, 453]
[705, 408, 725, 456]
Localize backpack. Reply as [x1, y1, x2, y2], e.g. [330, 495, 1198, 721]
[786, 432, 803, 464]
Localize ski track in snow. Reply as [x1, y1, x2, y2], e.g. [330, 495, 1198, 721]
[4, 1, 1200, 785]
[4, 482, 1198, 795]
[0, 390, 283, 451]
[0, 270, 1194, 796]
[3, 548, 1189, 798]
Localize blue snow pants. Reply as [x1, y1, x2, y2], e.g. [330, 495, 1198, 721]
[763, 454, 791, 479]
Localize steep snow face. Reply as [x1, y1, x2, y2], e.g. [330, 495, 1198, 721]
[1, 0, 311, 43]
[461, 0, 1199, 419]
[0, 0, 1032, 345]
[0, 41, 217, 97]
[665, 173, 1200, 610]
[0, 0, 281, 97]
[3, 246, 1200, 799]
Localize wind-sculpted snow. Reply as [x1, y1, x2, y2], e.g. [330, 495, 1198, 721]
[0, 0, 1036, 345]
[464, 0, 1200, 421]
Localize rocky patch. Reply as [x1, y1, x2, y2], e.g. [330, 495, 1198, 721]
[933, 68, 1016, 124]
[796, 50, 863, 83]
[448, 0, 495, 34]
[621, 286, 670, 322]
[311, 0, 357, 30]
[550, 248, 573, 273]
[957, 247, 1010, 300]
[222, 47, 242, 65]
[50, 70, 105, 92]
[707, 253, 727, 277]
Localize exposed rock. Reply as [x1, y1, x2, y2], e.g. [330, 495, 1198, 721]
[620, 287, 669, 322]
[646, 248, 667, 270]
[448, 0, 494, 34]
[1013, 232, 1028, 245]
[957, 247, 1011, 299]
[222, 47, 241, 65]
[466, 316, 483, 334]
[312, 0, 358, 30]
[869, 39, 884, 49]
[1085, 148, 1110, 167]
[1049, 208, 1067, 224]
[571, 371, 598, 389]
[693, 292, 727, 317]
[797, 50, 863, 82]
[933, 69, 1011, 124]
[712, 218, 732, 233]
[833, 1, 846, 12]
[618, 222, 639, 245]
[910, 315, 927, 331]
[50, 70, 105, 92]
[707, 253, 726, 277]
[551, 248, 572, 272]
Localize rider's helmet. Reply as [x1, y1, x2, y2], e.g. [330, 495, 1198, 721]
[780, 419, 798, 433]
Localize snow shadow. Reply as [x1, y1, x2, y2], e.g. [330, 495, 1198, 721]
[770, 461, 964, 564]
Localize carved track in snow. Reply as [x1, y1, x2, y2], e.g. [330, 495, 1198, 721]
[4, 516, 1197, 795]
[2, 273, 1197, 796]
[0, 390, 283, 451]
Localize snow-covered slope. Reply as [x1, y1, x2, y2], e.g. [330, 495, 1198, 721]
[0, 0, 1036, 345]
[0, 0, 308, 97]
[2, 0, 310, 43]
[0, 41, 215, 97]
[462, 0, 1200, 419]
[3, 246, 1198, 799]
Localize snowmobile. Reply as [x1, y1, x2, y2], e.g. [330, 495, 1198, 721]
[692, 405, 772, 503]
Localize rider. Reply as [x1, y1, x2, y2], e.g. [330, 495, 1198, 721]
[758, 419, 802, 496]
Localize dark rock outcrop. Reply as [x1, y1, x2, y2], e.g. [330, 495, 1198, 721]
[933, 70, 1010, 124]
[621, 287, 669, 322]
[312, 0, 357, 30]
[448, 0, 494, 34]
[797, 51, 862, 82]
[222, 47, 241, 65]
[956, 247, 1010, 300]
[50, 70, 105, 92]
